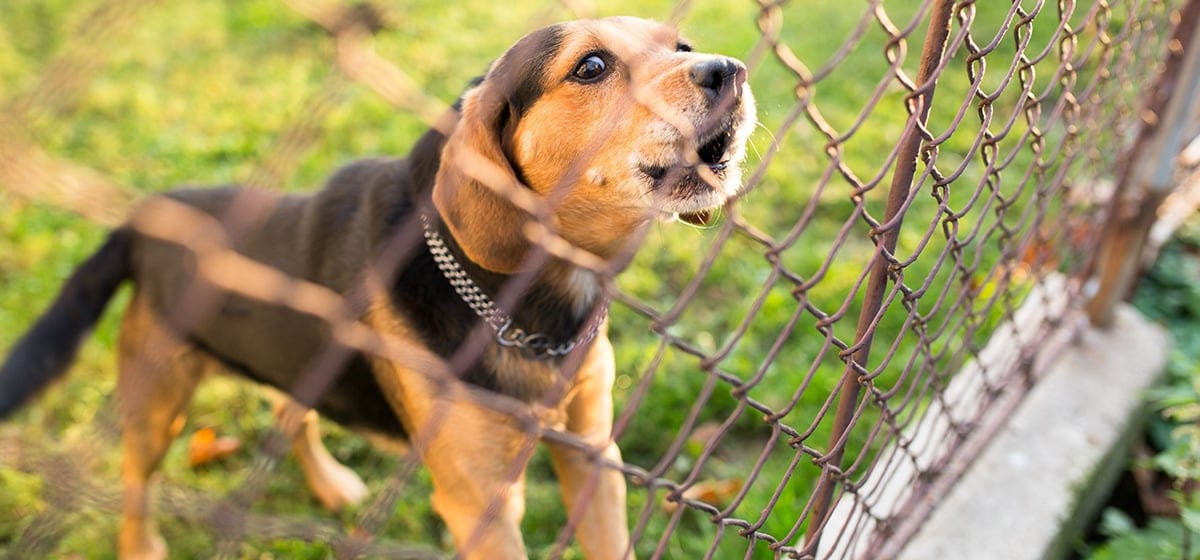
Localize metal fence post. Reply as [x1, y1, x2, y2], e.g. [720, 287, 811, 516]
[800, 0, 956, 555]
[1085, 0, 1200, 328]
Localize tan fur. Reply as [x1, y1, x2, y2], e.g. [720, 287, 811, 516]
[440, 17, 756, 266]
[91, 16, 756, 560]
[116, 296, 203, 560]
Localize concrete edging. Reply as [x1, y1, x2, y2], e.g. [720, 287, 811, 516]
[896, 303, 1170, 560]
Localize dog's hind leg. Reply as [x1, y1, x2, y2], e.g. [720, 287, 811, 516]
[115, 295, 204, 560]
[271, 395, 368, 511]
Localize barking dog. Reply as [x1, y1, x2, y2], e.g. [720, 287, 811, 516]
[0, 16, 755, 560]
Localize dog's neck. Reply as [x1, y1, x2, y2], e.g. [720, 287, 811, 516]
[423, 208, 605, 358]
[414, 125, 605, 310]
[404, 124, 607, 358]
[408, 125, 452, 192]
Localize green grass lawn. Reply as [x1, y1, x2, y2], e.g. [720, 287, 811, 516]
[0, 1, 1166, 558]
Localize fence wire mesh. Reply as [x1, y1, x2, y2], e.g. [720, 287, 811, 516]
[0, 0, 1185, 558]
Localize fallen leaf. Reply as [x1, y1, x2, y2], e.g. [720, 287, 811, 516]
[662, 478, 743, 513]
[188, 427, 241, 468]
[688, 421, 724, 449]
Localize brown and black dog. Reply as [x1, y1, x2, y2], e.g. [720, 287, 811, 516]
[0, 16, 755, 560]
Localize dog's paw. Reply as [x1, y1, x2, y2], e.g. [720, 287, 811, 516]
[118, 531, 167, 560]
[307, 459, 369, 511]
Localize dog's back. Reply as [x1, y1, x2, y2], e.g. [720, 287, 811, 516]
[0, 156, 417, 426]
[125, 158, 417, 433]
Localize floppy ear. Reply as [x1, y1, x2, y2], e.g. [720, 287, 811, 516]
[432, 81, 533, 274]
[433, 25, 565, 274]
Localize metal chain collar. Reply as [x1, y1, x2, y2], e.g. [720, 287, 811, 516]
[419, 212, 607, 360]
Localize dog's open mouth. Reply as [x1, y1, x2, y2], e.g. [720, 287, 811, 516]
[639, 117, 737, 185]
[639, 116, 739, 226]
[697, 122, 734, 170]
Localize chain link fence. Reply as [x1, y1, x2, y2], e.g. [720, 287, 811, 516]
[0, 0, 1191, 558]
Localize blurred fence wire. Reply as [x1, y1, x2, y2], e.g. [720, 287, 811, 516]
[0, 0, 1195, 558]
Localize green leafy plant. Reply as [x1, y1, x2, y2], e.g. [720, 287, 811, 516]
[1089, 219, 1200, 560]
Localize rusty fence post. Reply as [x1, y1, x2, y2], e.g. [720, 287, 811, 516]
[800, 0, 957, 556]
[1086, 0, 1200, 328]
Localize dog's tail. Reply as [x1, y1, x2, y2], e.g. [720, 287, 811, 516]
[0, 228, 134, 418]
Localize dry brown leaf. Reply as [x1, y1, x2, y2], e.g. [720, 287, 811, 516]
[661, 478, 743, 513]
[188, 427, 242, 468]
[687, 421, 724, 449]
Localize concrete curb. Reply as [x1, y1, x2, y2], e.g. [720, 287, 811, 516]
[897, 303, 1170, 560]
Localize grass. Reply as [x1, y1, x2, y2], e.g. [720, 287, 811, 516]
[0, 0, 1165, 558]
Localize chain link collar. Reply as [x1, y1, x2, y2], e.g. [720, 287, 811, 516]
[419, 212, 607, 360]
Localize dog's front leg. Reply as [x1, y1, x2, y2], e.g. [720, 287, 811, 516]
[547, 334, 632, 560]
[382, 365, 532, 559]
[420, 395, 532, 558]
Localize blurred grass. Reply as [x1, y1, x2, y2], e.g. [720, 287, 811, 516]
[0, 0, 1148, 558]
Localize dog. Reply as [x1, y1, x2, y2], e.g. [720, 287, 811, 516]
[0, 16, 755, 560]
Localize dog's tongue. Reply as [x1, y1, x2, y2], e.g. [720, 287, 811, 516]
[678, 209, 712, 226]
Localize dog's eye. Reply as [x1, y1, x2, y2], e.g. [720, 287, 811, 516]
[572, 55, 607, 82]
[676, 42, 693, 52]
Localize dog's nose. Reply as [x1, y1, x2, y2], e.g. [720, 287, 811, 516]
[689, 58, 745, 99]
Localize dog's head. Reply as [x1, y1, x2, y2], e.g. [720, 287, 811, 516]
[433, 16, 756, 273]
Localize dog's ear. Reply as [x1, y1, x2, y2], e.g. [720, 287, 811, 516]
[433, 82, 533, 274]
[433, 28, 564, 274]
